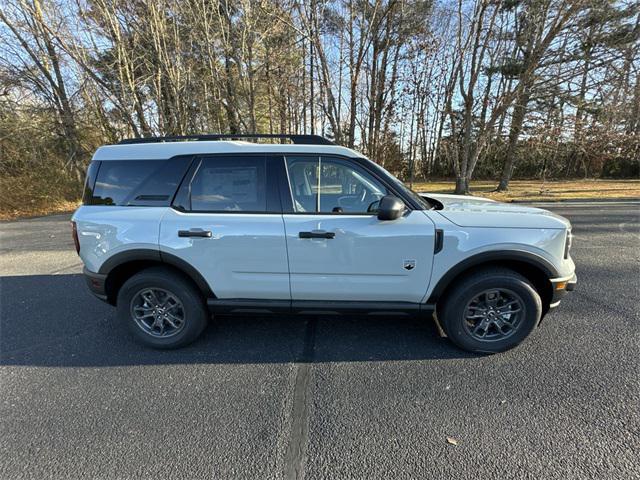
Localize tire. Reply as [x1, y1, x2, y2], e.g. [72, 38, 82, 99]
[116, 267, 209, 349]
[439, 268, 542, 354]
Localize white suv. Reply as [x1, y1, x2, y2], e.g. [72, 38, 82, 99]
[72, 134, 576, 353]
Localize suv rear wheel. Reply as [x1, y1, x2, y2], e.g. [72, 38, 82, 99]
[117, 267, 208, 348]
[439, 268, 542, 354]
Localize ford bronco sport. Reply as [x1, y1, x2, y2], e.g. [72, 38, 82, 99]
[72, 134, 576, 353]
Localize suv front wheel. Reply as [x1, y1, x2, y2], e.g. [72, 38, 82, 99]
[439, 268, 542, 353]
[117, 267, 209, 349]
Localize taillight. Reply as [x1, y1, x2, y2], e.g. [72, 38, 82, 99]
[71, 221, 80, 254]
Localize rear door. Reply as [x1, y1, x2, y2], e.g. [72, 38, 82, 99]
[281, 155, 436, 303]
[159, 154, 290, 299]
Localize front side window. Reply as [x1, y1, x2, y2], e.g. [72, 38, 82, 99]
[285, 156, 388, 213]
[188, 156, 267, 212]
[358, 157, 431, 209]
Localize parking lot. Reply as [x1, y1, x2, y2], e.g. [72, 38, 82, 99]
[1, 203, 638, 479]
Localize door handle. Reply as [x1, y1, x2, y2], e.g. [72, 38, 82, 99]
[299, 231, 335, 239]
[178, 229, 212, 238]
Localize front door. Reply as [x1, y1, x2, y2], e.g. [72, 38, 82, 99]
[282, 155, 435, 303]
[159, 154, 290, 299]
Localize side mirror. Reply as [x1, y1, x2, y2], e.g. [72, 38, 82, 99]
[377, 195, 405, 221]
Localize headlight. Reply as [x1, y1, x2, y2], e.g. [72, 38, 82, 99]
[564, 230, 572, 259]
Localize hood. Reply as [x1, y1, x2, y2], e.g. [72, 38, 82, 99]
[420, 193, 571, 229]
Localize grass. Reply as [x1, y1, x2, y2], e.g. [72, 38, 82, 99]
[0, 199, 81, 221]
[1, 177, 638, 221]
[0, 169, 82, 221]
[411, 179, 640, 202]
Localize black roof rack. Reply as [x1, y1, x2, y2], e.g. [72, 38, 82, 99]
[118, 134, 335, 146]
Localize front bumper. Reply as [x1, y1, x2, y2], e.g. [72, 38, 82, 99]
[549, 273, 577, 308]
[83, 267, 109, 302]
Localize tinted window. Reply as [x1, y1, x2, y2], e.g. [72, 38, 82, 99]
[188, 157, 267, 212]
[87, 159, 192, 206]
[90, 160, 164, 206]
[285, 156, 388, 213]
[127, 158, 192, 206]
[82, 161, 100, 204]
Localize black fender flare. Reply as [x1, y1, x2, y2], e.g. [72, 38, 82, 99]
[427, 250, 558, 303]
[98, 249, 214, 298]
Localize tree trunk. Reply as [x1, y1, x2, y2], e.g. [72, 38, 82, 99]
[39, 1, 84, 180]
[223, 55, 240, 134]
[497, 88, 531, 191]
[455, 176, 469, 195]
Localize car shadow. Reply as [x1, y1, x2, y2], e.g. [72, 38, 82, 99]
[0, 274, 473, 367]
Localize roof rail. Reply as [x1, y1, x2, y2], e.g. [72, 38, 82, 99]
[118, 134, 335, 146]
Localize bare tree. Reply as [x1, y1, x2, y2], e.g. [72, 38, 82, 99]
[0, 0, 86, 179]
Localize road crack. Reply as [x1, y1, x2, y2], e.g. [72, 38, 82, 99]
[284, 316, 317, 480]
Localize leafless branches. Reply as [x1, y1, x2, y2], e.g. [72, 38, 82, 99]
[1, 0, 637, 189]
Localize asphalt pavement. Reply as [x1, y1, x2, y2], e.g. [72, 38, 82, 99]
[0, 203, 638, 479]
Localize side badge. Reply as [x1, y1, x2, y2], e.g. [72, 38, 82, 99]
[403, 260, 416, 271]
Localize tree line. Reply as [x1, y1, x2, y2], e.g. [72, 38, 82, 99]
[1, 0, 638, 195]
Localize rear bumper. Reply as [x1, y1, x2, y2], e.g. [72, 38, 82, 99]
[83, 267, 109, 302]
[549, 273, 577, 308]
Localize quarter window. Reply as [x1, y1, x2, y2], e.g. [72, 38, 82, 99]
[285, 156, 388, 213]
[82, 161, 100, 204]
[86, 158, 192, 206]
[89, 160, 164, 206]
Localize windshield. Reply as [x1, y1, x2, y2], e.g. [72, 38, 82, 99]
[356, 157, 432, 209]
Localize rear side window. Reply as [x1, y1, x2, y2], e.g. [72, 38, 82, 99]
[188, 157, 267, 212]
[85, 158, 191, 206]
[82, 161, 100, 204]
